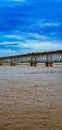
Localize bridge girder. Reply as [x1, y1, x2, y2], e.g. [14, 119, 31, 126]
[0, 50, 62, 66]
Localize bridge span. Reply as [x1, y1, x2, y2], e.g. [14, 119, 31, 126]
[0, 50, 62, 67]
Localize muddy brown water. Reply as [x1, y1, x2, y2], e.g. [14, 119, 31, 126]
[0, 65, 62, 130]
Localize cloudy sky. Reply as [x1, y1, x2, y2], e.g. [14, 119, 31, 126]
[0, 0, 62, 56]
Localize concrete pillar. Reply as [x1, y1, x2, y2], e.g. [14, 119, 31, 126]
[50, 63, 54, 67]
[13, 59, 16, 66]
[45, 62, 54, 67]
[11, 59, 16, 66]
[45, 62, 49, 67]
[30, 62, 37, 67]
[30, 62, 33, 66]
[0, 60, 3, 65]
[11, 59, 13, 66]
[34, 62, 37, 67]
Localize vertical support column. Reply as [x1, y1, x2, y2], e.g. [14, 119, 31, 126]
[30, 62, 37, 67]
[11, 58, 16, 66]
[30, 54, 33, 67]
[34, 62, 37, 67]
[34, 56, 37, 67]
[46, 54, 49, 67]
[0, 60, 3, 65]
[49, 54, 53, 67]
[13, 58, 16, 66]
[30, 62, 33, 66]
[50, 62, 54, 67]
[45, 62, 49, 67]
[46, 54, 53, 67]
[30, 55, 37, 67]
[11, 59, 13, 66]
[45, 62, 54, 67]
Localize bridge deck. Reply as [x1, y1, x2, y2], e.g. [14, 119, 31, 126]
[0, 50, 62, 66]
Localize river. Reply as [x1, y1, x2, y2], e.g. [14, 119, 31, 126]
[0, 65, 62, 130]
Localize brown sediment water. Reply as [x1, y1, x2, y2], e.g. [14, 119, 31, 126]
[0, 65, 62, 130]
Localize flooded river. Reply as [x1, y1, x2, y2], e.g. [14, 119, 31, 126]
[0, 65, 62, 130]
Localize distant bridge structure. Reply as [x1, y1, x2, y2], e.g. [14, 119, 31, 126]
[0, 50, 62, 67]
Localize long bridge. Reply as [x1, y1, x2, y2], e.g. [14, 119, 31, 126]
[0, 50, 62, 67]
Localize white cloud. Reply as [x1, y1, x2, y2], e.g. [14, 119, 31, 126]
[4, 32, 47, 42]
[0, 49, 16, 53]
[21, 40, 62, 51]
[39, 22, 59, 28]
[0, 41, 22, 50]
[0, 41, 19, 45]
[0, 40, 62, 56]
[0, 32, 62, 56]
[4, 34, 23, 40]
[0, 0, 26, 3]
[9, 0, 26, 2]
[27, 33, 47, 39]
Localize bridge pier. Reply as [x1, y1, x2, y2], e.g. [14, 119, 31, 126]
[30, 62, 33, 66]
[30, 62, 37, 67]
[0, 50, 62, 66]
[11, 59, 16, 66]
[45, 62, 54, 67]
[0, 60, 3, 65]
[45, 62, 49, 67]
[34, 62, 37, 67]
[50, 63, 54, 67]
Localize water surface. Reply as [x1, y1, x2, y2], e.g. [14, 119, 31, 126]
[0, 65, 62, 130]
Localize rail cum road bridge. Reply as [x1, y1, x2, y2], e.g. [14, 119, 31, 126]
[0, 50, 62, 67]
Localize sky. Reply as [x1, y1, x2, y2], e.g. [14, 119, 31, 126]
[0, 0, 62, 56]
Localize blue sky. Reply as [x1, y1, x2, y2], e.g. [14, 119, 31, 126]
[0, 0, 62, 56]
